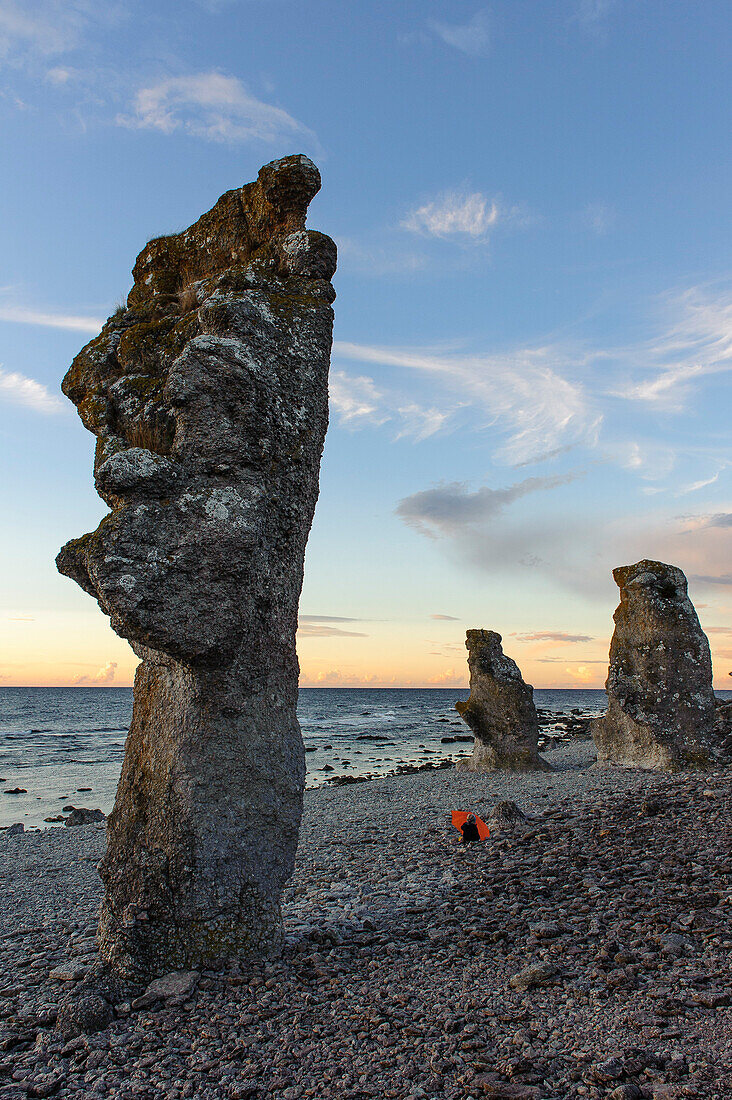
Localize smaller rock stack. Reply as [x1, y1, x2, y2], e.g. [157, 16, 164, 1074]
[593, 559, 730, 770]
[456, 629, 551, 772]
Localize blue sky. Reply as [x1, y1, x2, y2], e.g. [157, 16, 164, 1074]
[1, 0, 731, 688]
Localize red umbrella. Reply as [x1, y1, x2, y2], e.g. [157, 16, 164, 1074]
[451, 810, 490, 840]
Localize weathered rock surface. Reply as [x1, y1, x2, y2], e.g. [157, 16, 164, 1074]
[456, 630, 551, 771]
[593, 560, 728, 770]
[56, 154, 336, 981]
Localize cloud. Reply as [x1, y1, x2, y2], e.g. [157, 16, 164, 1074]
[610, 286, 732, 409]
[73, 660, 117, 685]
[329, 370, 387, 429]
[575, 0, 614, 31]
[581, 202, 615, 235]
[431, 614, 459, 621]
[329, 368, 454, 442]
[706, 626, 732, 635]
[690, 574, 732, 587]
[0, 367, 63, 413]
[396, 472, 581, 537]
[704, 513, 732, 528]
[297, 622, 367, 638]
[299, 615, 366, 623]
[116, 71, 316, 147]
[427, 668, 468, 685]
[402, 191, 499, 240]
[334, 340, 599, 466]
[429, 10, 490, 57]
[513, 631, 595, 644]
[0, 303, 103, 332]
[0, 0, 89, 59]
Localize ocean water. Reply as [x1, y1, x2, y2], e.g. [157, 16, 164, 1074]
[0, 686, 612, 829]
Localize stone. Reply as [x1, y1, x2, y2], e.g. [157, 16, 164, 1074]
[130, 969, 199, 1009]
[56, 154, 336, 981]
[6, 823, 24, 835]
[49, 965, 86, 982]
[455, 630, 551, 771]
[488, 800, 531, 833]
[509, 962, 558, 992]
[55, 993, 113, 1038]
[592, 560, 726, 770]
[64, 808, 105, 827]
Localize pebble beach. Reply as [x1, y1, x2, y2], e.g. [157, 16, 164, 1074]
[1, 742, 731, 1099]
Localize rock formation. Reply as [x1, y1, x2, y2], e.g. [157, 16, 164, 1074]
[455, 630, 551, 771]
[593, 559, 729, 769]
[56, 155, 336, 982]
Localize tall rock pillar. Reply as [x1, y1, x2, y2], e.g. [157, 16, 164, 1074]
[456, 630, 551, 771]
[593, 559, 726, 770]
[56, 156, 337, 981]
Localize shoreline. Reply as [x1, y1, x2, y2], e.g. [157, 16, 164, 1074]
[1, 742, 731, 1097]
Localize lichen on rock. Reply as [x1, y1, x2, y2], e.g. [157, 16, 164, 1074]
[455, 630, 551, 772]
[592, 559, 729, 770]
[56, 155, 336, 982]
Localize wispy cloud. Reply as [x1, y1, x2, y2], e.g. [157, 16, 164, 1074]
[0, 367, 63, 413]
[334, 340, 600, 465]
[329, 368, 454, 442]
[574, 0, 614, 32]
[512, 631, 594, 644]
[581, 202, 615, 235]
[402, 191, 499, 240]
[610, 286, 732, 408]
[329, 370, 387, 429]
[0, 0, 91, 60]
[430, 614, 459, 621]
[300, 615, 367, 623]
[116, 71, 317, 147]
[396, 472, 581, 537]
[429, 9, 490, 57]
[0, 303, 103, 332]
[297, 622, 368, 638]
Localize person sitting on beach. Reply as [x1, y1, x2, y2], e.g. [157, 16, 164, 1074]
[460, 814, 481, 844]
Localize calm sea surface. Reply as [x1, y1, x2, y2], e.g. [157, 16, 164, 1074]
[0, 685, 651, 830]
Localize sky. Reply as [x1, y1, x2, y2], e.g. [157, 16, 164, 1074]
[0, 0, 731, 690]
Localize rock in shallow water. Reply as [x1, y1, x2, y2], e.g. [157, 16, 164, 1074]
[56, 154, 336, 981]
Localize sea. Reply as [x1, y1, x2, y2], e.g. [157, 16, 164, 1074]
[0, 686, 619, 831]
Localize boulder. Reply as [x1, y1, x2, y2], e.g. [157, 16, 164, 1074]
[55, 993, 113, 1039]
[64, 808, 105, 827]
[56, 155, 336, 981]
[593, 560, 727, 770]
[455, 630, 551, 771]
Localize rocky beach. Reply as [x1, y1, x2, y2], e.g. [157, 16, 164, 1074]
[2, 741, 731, 1100]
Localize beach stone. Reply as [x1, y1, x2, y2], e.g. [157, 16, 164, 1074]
[488, 800, 531, 833]
[130, 969, 199, 1009]
[6, 824, 24, 836]
[55, 992, 113, 1038]
[64, 808, 105, 827]
[456, 630, 551, 772]
[509, 962, 558, 991]
[55, 154, 336, 981]
[592, 559, 726, 770]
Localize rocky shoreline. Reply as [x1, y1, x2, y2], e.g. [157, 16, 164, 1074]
[1, 741, 730, 1099]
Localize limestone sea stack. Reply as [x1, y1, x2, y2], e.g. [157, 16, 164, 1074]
[593, 559, 728, 770]
[456, 630, 551, 771]
[56, 155, 337, 981]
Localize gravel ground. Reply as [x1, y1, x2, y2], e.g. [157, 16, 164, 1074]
[1, 742, 731, 1099]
